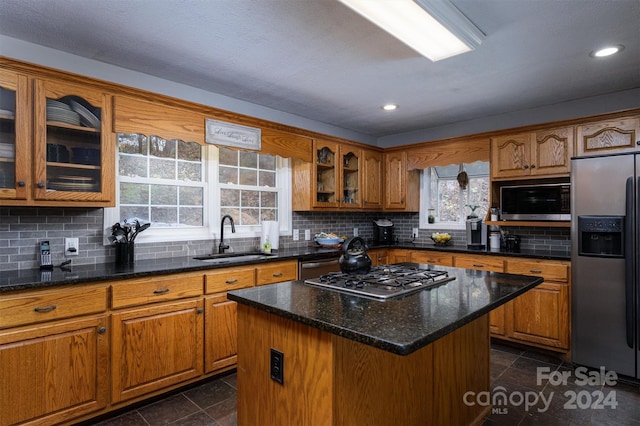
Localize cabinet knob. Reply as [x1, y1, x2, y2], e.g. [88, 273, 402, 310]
[530, 164, 536, 169]
[523, 165, 529, 170]
[197, 308, 204, 314]
[37, 182, 45, 188]
[17, 181, 25, 187]
[98, 326, 107, 334]
[636, 140, 640, 146]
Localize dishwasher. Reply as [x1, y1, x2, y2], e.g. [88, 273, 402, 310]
[298, 257, 341, 280]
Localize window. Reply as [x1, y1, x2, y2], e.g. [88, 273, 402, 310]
[104, 134, 291, 244]
[420, 161, 490, 229]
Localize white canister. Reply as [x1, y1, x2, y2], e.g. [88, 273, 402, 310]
[489, 232, 501, 251]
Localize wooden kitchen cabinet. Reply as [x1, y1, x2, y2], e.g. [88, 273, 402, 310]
[504, 258, 570, 350]
[389, 249, 411, 263]
[576, 115, 640, 156]
[0, 69, 29, 202]
[0, 283, 109, 426]
[410, 250, 454, 267]
[490, 127, 573, 179]
[383, 151, 419, 211]
[454, 253, 507, 336]
[362, 148, 382, 209]
[111, 298, 204, 404]
[110, 272, 204, 403]
[31, 78, 115, 205]
[204, 266, 255, 374]
[256, 260, 298, 285]
[369, 249, 388, 265]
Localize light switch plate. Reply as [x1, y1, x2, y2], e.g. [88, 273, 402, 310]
[304, 229, 311, 241]
[293, 229, 299, 241]
[353, 228, 359, 236]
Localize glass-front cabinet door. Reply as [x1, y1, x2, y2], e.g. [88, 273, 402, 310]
[33, 79, 113, 203]
[313, 140, 339, 208]
[341, 149, 361, 208]
[0, 69, 28, 200]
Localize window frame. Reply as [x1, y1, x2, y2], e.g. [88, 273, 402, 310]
[104, 137, 292, 245]
[419, 161, 490, 230]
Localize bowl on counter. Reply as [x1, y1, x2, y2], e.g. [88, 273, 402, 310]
[315, 237, 344, 247]
[430, 233, 452, 246]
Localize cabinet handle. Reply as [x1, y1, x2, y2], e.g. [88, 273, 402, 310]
[427, 259, 437, 263]
[98, 326, 107, 334]
[225, 279, 238, 284]
[37, 182, 45, 188]
[529, 269, 543, 274]
[34, 305, 57, 313]
[473, 263, 484, 267]
[17, 181, 25, 187]
[153, 288, 170, 294]
[272, 272, 283, 277]
[197, 308, 204, 314]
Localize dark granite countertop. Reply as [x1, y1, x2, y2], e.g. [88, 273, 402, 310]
[0, 243, 565, 293]
[228, 263, 544, 355]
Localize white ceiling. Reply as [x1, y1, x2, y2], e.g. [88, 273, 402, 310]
[0, 0, 638, 138]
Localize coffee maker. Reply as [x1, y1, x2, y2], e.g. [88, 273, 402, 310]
[373, 219, 394, 245]
[466, 218, 487, 249]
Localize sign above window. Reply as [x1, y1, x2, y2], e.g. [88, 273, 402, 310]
[206, 119, 261, 151]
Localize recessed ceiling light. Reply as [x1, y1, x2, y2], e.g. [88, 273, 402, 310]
[382, 104, 398, 111]
[590, 45, 625, 58]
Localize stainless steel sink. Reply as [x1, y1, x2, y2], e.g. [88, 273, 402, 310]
[193, 252, 276, 263]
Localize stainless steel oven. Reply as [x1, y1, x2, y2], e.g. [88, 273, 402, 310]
[298, 257, 341, 280]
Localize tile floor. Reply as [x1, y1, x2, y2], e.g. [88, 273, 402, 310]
[90, 343, 640, 426]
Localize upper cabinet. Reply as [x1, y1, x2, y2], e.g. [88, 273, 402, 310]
[293, 139, 379, 211]
[32, 79, 114, 204]
[0, 69, 29, 201]
[362, 148, 382, 209]
[383, 151, 419, 211]
[0, 69, 115, 206]
[576, 115, 640, 156]
[490, 127, 573, 180]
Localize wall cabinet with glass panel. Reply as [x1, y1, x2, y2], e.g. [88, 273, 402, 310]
[0, 69, 29, 201]
[293, 139, 369, 211]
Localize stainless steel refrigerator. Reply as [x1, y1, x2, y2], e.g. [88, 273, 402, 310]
[572, 152, 639, 379]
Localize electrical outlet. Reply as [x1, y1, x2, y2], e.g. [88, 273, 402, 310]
[353, 227, 359, 237]
[65, 237, 79, 256]
[412, 228, 419, 238]
[304, 229, 311, 240]
[270, 348, 284, 384]
[292, 229, 299, 241]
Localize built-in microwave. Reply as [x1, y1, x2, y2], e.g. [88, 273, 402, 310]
[500, 183, 571, 221]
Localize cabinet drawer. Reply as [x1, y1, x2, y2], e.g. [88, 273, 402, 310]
[454, 255, 504, 272]
[256, 260, 298, 286]
[111, 273, 203, 309]
[205, 266, 255, 294]
[410, 251, 454, 266]
[0, 285, 108, 329]
[504, 260, 569, 283]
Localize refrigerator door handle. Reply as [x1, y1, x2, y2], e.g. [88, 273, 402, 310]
[624, 177, 634, 348]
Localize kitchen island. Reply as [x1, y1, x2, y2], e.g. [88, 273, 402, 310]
[228, 263, 543, 426]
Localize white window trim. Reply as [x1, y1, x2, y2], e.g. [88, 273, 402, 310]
[104, 143, 292, 245]
[419, 171, 466, 231]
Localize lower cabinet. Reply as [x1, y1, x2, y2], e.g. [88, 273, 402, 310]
[205, 294, 240, 373]
[110, 299, 204, 404]
[0, 315, 109, 426]
[369, 249, 388, 265]
[410, 250, 454, 267]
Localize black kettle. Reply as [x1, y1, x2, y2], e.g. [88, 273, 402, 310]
[339, 237, 372, 274]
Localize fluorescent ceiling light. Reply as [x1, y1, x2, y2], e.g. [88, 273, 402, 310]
[338, 0, 484, 61]
[382, 104, 398, 111]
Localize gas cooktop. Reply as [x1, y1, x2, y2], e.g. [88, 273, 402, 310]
[304, 265, 455, 300]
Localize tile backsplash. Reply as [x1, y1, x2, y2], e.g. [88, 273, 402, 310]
[0, 207, 570, 271]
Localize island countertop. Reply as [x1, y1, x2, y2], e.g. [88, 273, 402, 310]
[228, 263, 543, 355]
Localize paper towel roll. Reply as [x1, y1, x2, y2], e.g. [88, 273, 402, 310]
[261, 221, 279, 251]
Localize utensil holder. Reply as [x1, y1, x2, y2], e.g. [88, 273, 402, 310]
[115, 242, 134, 265]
